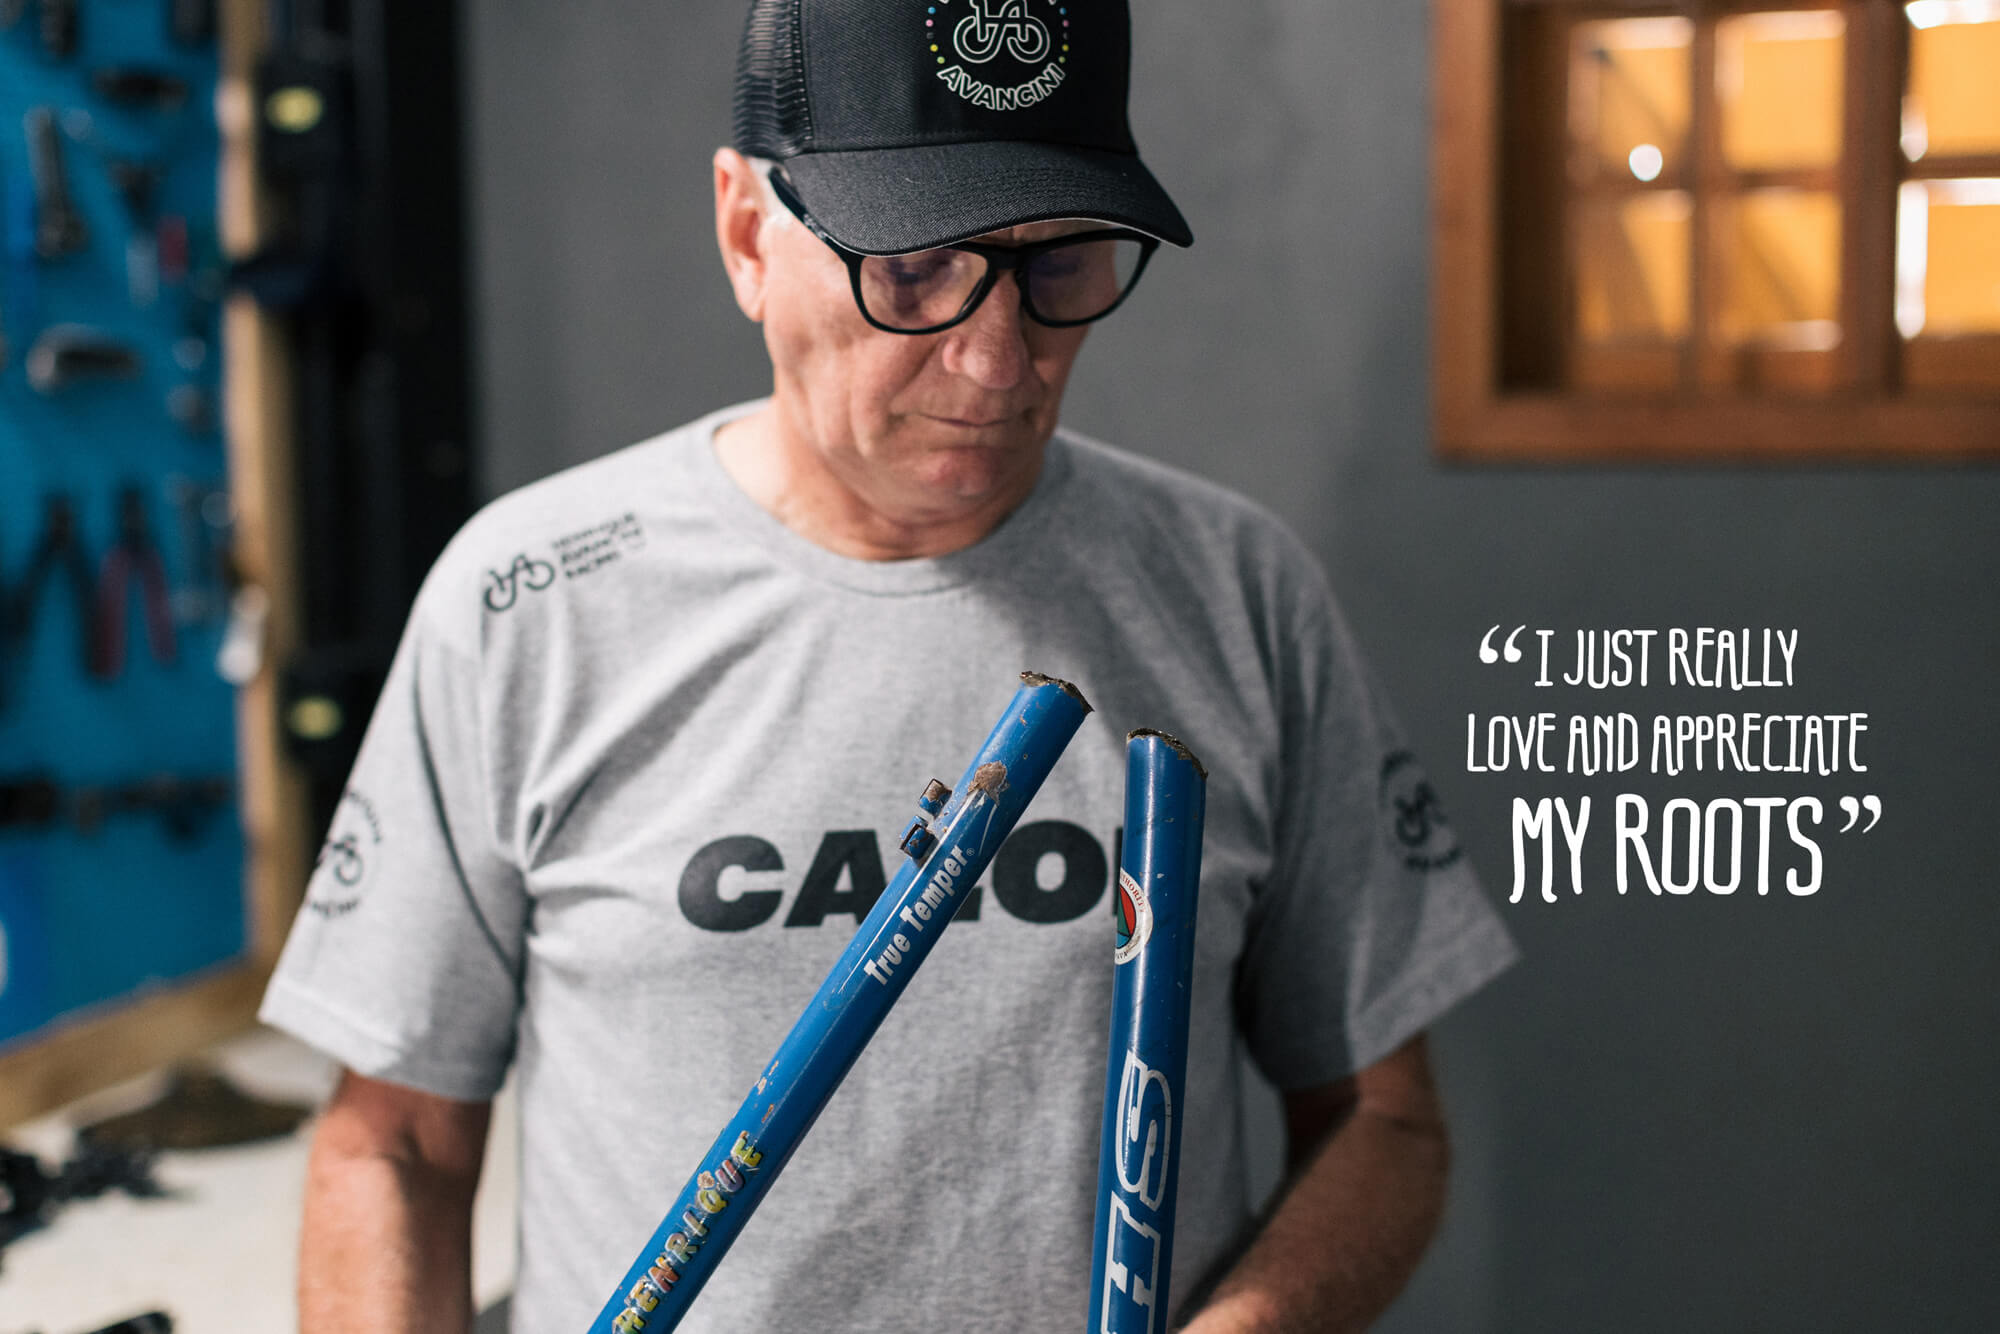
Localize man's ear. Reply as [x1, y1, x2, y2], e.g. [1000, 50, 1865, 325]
[714, 147, 771, 323]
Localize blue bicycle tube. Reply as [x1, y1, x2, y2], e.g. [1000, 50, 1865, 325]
[1088, 728, 1207, 1334]
[590, 671, 1093, 1333]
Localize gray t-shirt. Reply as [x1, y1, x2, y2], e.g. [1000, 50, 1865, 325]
[260, 400, 1517, 1333]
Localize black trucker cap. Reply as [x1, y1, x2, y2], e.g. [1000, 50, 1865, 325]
[732, 0, 1192, 255]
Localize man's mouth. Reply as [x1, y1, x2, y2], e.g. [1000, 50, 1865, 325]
[928, 413, 1017, 429]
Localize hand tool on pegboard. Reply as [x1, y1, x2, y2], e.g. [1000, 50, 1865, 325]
[91, 484, 177, 678]
[164, 475, 228, 626]
[169, 0, 213, 45]
[0, 512, 8, 700]
[35, 0, 77, 61]
[8, 494, 96, 676]
[63, 96, 203, 311]
[2, 158, 40, 355]
[0, 775, 61, 831]
[25, 324, 141, 392]
[106, 158, 163, 307]
[72, 774, 230, 841]
[90, 67, 192, 111]
[24, 107, 87, 259]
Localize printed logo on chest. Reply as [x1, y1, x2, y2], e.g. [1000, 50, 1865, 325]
[479, 512, 647, 614]
[675, 821, 1121, 931]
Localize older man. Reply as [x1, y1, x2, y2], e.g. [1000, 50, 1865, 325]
[262, 2, 1516, 1331]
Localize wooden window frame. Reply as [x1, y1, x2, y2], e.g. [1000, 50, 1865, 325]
[1434, 0, 2000, 461]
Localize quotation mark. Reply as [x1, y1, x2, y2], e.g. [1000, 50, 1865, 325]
[1479, 625, 1526, 664]
[1836, 795, 1882, 833]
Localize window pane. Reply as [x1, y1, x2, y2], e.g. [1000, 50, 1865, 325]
[1575, 192, 1691, 341]
[1716, 11, 1845, 172]
[1897, 178, 2000, 336]
[1716, 190, 1842, 345]
[1570, 18, 1692, 183]
[1904, 3, 2000, 160]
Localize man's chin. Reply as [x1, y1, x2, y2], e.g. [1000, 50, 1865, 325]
[906, 431, 1044, 497]
[826, 411, 1050, 526]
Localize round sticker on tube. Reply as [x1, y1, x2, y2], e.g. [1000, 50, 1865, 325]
[1113, 867, 1152, 964]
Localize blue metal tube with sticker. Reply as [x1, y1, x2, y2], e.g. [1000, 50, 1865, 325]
[1088, 728, 1207, 1334]
[590, 671, 1093, 1334]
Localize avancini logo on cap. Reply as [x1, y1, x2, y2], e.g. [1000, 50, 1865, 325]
[923, 0, 1071, 113]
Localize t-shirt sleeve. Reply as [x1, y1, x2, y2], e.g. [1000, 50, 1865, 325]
[1235, 592, 1518, 1091]
[257, 565, 527, 1103]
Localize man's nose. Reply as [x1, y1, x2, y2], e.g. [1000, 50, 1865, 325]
[940, 270, 1031, 390]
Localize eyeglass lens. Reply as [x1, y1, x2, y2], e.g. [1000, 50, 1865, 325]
[856, 237, 1148, 330]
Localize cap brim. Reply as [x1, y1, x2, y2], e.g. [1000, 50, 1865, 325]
[780, 140, 1193, 254]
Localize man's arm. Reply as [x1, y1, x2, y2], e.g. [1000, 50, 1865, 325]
[1179, 1033, 1450, 1334]
[299, 1068, 492, 1334]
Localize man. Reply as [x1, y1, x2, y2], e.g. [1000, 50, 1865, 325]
[262, 2, 1517, 1330]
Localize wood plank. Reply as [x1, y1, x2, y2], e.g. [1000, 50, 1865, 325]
[226, 301, 313, 966]
[1905, 334, 2000, 391]
[0, 964, 271, 1129]
[1904, 152, 2000, 181]
[1840, 0, 1902, 392]
[1510, 0, 1857, 10]
[1433, 0, 1505, 447]
[1690, 15, 1726, 391]
[218, 0, 312, 965]
[1500, 6, 1574, 389]
[1436, 392, 2000, 459]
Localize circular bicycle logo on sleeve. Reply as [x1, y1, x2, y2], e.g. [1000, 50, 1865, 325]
[1113, 867, 1152, 964]
[307, 787, 384, 918]
[924, 1, 1072, 112]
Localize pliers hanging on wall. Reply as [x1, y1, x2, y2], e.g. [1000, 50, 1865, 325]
[92, 486, 177, 679]
[7, 493, 97, 679]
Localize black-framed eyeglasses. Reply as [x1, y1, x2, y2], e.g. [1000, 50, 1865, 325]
[767, 169, 1160, 336]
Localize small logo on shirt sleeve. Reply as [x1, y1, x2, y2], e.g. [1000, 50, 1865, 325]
[307, 788, 383, 918]
[1379, 751, 1464, 872]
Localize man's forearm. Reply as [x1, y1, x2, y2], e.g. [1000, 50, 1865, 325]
[1179, 1095, 1450, 1333]
[298, 1105, 484, 1332]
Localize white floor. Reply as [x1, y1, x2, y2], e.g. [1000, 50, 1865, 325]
[0, 1026, 519, 1334]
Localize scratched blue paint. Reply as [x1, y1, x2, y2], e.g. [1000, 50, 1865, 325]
[1089, 730, 1206, 1334]
[589, 672, 1092, 1334]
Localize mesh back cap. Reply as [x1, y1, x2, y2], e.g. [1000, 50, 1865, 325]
[733, 0, 1191, 254]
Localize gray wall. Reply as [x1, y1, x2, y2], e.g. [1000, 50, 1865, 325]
[465, 4, 1999, 1329]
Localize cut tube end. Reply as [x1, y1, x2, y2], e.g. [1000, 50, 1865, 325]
[1021, 670, 1092, 715]
[1127, 727, 1208, 780]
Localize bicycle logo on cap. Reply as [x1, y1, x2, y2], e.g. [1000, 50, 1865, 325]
[954, 0, 1051, 65]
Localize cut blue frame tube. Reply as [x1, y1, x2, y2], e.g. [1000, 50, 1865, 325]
[1089, 729, 1207, 1334]
[590, 671, 1093, 1334]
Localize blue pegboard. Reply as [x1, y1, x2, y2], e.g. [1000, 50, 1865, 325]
[0, 4, 242, 1048]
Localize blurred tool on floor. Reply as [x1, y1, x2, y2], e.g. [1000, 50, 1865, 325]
[78, 1065, 313, 1152]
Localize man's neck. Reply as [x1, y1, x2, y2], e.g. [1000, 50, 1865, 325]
[711, 401, 1047, 561]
